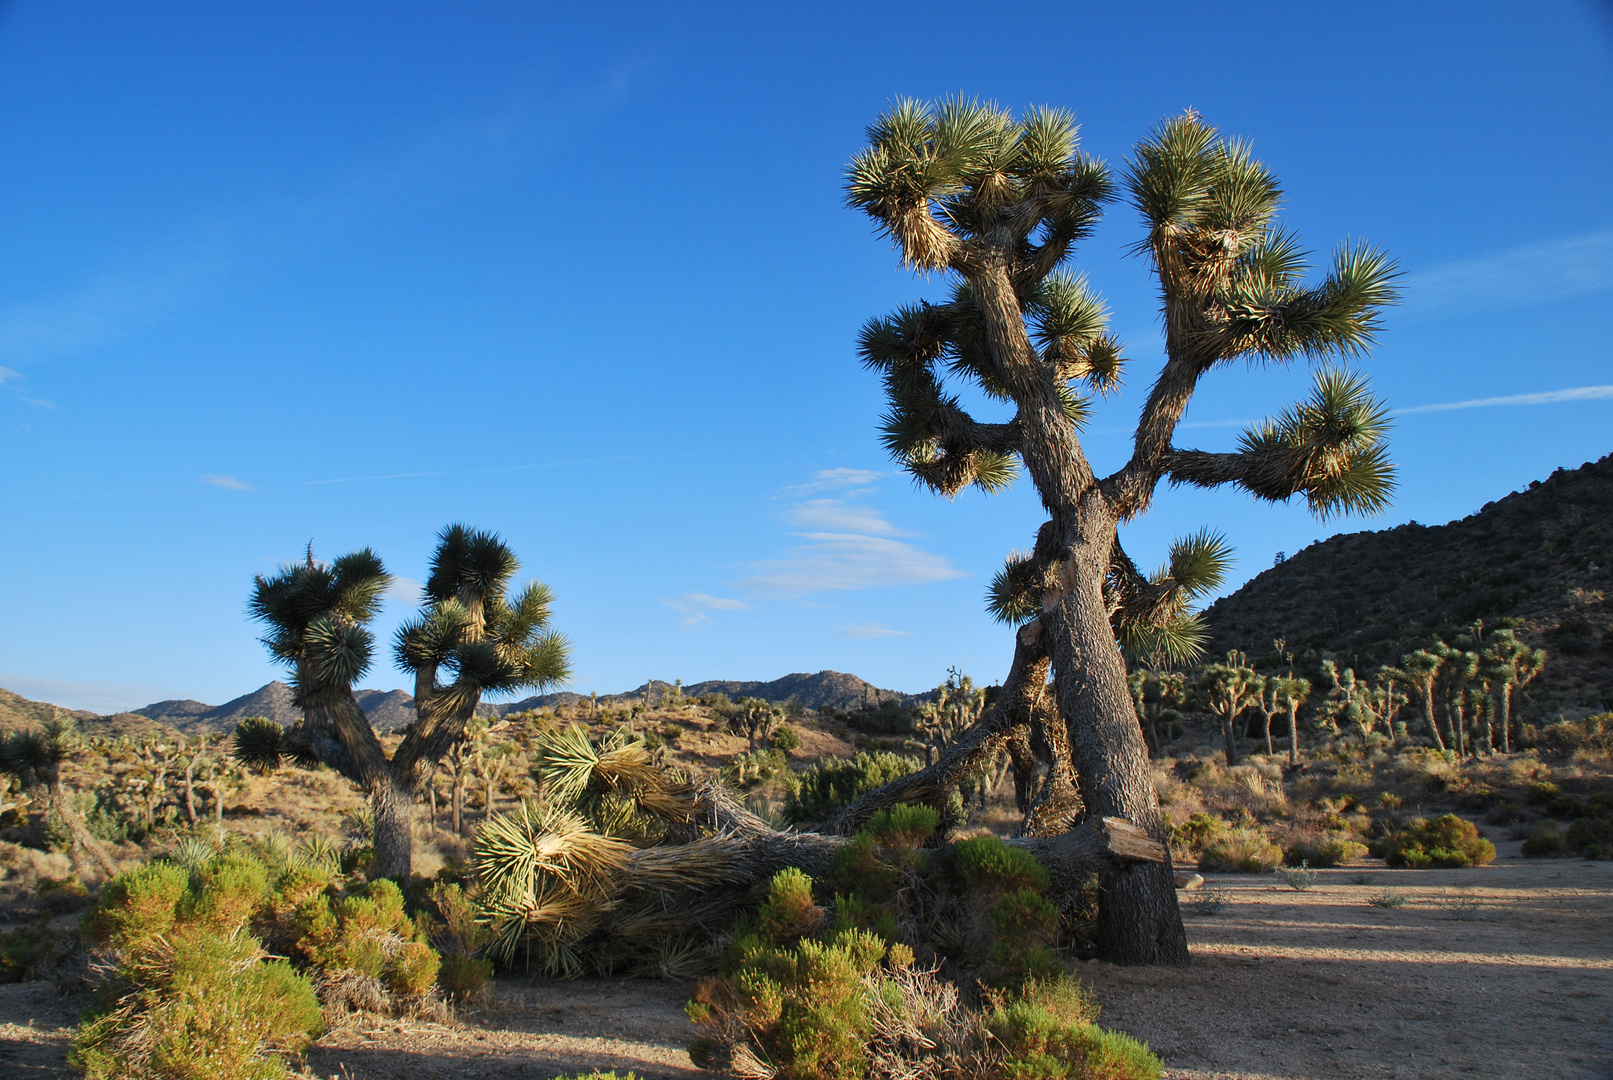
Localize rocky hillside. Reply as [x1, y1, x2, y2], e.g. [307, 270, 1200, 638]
[0, 670, 921, 740]
[1203, 453, 1613, 720]
[497, 669, 923, 715]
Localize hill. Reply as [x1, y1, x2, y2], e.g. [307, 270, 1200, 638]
[0, 688, 177, 741]
[133, 682, 420, 733]
[1202, 453, 1613, 720]
[493, 670, 924, 715]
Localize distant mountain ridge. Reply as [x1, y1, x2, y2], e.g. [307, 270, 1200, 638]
[0, 669, 924, 739]
[1202, 452, 1613, 719]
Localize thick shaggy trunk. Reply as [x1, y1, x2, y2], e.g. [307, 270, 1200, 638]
[1047, 558, 1189, 967]
[1221, 714, 1240, 766]
[370, 776, 416, 881]
[1286, 703, 1300, 766]
[1017, 707, 1083, 838]
[1004, 726, 1038, 812]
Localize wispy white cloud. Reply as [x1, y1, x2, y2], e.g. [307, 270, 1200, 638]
[663, 592, 752, 627]
[201, 474, 251, 491]
[1403, 229, 1613, 317]
[384, 576, 423, 605]
[783, 468, 882, 495]
[837, 623, 911, 639]
[740, 532, 966, 597]
[1396, 385, 1613, 415]
[785, 499, 910, 536]
[0, 366, 19, 384]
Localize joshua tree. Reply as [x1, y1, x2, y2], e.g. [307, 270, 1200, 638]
[1399, 649, 1447, 752]
[1128, 669, 1187, 757]
[240, 526, 570, 879]
[1272, 675, 1312, 766]
[847, 100, 1396, 962]
[733, 697, 786, 751]
[1196, 661, 1264, 766]
[1434, 645, 1480, 757]
[0, 717, 119, 876]
[1482, 630, 1546, 754]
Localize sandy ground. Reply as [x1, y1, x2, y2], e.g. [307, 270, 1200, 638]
[3, 846, 1608, 1079]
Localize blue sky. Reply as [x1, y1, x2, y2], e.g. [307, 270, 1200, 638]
[2, 1, 1611, 712]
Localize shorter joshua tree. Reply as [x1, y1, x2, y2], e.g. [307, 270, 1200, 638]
[0, 717, 119, 876]
[1399, 649, 1447, 752]
[1196, 656, 1263, 766]
[1271, 675, 1312, 765]
[239, 526, 570, 880]
[1482, 630, 1546, 754]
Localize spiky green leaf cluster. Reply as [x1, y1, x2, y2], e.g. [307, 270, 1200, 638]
[395, 524, 572, 700]
[1234, 367, 1396, 517]
[847, 98, 1124, 498]
[248, 547, 387, 698]
[1126, 113, 1399, 368]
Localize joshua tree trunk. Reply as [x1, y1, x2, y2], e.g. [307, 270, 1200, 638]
[1221, 710, 1241, 767]
[38, 769, 119, 878]
[1004, 726, 1038, 812]
[1286, 701, 1301, 766]
[1045, 564, 1189, 967]
[370, 777, 415, 880]
[1416, 678, 1447, 752]
[1495, 683, 1513, 754]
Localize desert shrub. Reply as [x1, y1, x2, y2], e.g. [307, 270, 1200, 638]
[424, 881, 494, 1003]
[37, 873, 92, 913]
[1547, 795, 1586, 818]
[0, 921, 58, 982]
[990, 889, 1061, 986]
[784, 751, 923, 824]
[773, 725, 802, 753]
[1375, 814, 1496, 868]
[1525, 781, 1562, 805]
[1520, 826, 1567, 857]
[952, 835, 1050, 893]
[297, 877, 441, 1000]
[1542, 714, 1613, 757]
[689, 869, 1150, 1080]
[1566, 816, 1613, 857]
[1284, 837, 1368, 868]
[71, 854, 323, 1080]
[1172, 812, 1226, 852]
[1198, 827, 1283, 873]
[983, 978, 1161, 1080]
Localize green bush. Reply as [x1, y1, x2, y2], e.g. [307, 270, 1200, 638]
[1520, 827, 1566, 857]
[297, 878, 441, 997]
[0, 922, 58, 982]
[72, 855, 323, 1080]
[1566, 816, 1613, 857]
[984, 980, 1162, 1080]
[1547, 795, 1586, 818]
[1283, 837, 1368, 868]
[784, 751, 923, 824]
[952, 835, 1050, 892]
[990, 889, 1061, 987]
[1375, 814, 1496, 868]
[1198, 829, 1283, 873]
[772, 725, 801, 753]
[1525, 781, 1562, 805]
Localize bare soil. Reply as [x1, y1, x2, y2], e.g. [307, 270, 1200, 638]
[4, 844, 1609, 1080]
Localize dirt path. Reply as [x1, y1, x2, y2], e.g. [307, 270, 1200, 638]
[4, 850, 1609, 1079]
[1080, 849, 1613, 1080]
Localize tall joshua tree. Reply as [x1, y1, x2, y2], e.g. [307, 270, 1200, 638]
[847, 100, 1396, 963]
[243, 527, 570, 879]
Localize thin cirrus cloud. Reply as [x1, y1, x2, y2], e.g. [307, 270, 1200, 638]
[739, 470, 965, 597]
[782, 467, 881, 495]
[201, 474, 252, 491]
[785, 499, 910, 536]
[663, 592, 752, 628]
[1401, 228, 1613, 317]
[837, 623, 911, 639]
[1395, 385, 1613, 415]
[740, 532, 965, 596]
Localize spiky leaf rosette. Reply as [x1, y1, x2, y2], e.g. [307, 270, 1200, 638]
[232, 718, 286, 774]
[1166, 367, 1396, 518]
